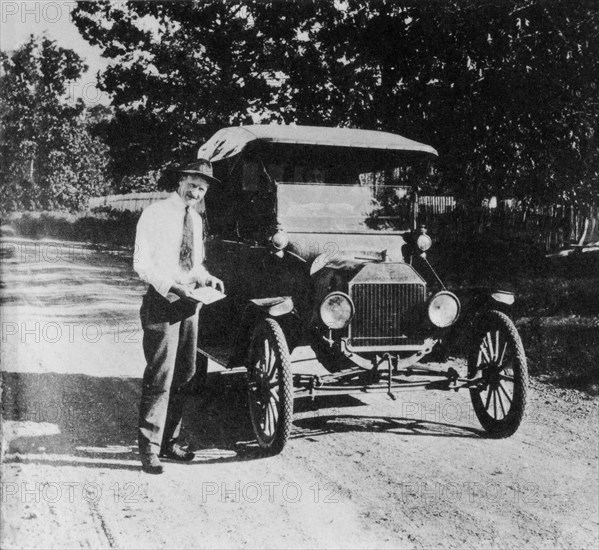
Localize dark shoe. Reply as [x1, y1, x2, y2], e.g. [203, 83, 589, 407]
[159, 444, 195, 462]
[140, 453, 164, 475]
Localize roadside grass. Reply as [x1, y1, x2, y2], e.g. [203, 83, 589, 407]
[2, 209, 140, 248]
[517, 254, 599, 395]
[437, 238, 599, 396]
[519, 320, 598, 395]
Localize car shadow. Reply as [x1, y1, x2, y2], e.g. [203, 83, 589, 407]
[291, 413, 484, 440]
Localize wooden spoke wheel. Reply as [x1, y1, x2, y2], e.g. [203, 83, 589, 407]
[468, 310, 528, 438]
[247, 318, 293, 454]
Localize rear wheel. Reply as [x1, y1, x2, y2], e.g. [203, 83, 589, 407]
[247, 318, 293, 454]
[468, 310, 528, 438]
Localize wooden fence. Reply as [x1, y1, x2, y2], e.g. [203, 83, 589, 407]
[88, 191, 170, 212]
[88, 191, 207, 214]
[418, 197, 599, 253]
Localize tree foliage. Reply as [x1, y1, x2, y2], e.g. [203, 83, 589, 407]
[72, 0, 598, 205]
[0, 36, 111, 212]
[73, 1, 271, 177]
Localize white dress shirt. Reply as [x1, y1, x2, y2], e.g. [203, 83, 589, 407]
[134, 192, 210, 297]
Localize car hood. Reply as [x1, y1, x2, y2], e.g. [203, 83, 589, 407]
[285, 231, 409, 274]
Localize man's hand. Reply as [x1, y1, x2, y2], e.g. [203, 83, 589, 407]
[169, 283, 196, 300]
[205, 275, 225, 293]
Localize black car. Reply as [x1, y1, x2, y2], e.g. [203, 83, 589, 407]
[195, 124, 528, 454]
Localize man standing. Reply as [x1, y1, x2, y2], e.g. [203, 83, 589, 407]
[134, 160, 224, 474]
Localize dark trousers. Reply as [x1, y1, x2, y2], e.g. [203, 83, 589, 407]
[138, 286, 199, 454]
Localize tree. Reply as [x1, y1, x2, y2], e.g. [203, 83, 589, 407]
[72, 1, 272, 180]
[72, 0, 598, 205]
[0, 36, 111, 212]
[251, 0, 598, 205]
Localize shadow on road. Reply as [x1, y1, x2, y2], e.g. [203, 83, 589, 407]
[292, 413, 484, 440]
[0, 370, 262, 468]
[1, 372, 141, 461]
[2, 368, 483, 471]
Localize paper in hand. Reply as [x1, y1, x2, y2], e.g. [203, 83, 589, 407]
[184, 286, 226, 305]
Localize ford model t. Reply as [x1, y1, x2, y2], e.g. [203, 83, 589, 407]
[195, 125, 528, 454]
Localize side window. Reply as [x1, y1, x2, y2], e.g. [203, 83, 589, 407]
[237, 160, 276, 242]
[266, 163, 285, 182]
[205, 160, 236, 237]
[242, 162, 260, 191]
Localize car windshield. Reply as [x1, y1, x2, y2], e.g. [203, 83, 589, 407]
[277, 183, 414, 233]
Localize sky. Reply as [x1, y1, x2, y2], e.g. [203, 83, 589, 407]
[1, 0, 110, 104]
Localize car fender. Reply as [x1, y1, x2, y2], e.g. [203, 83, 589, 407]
[226, 297, 297, 368]
[436, 287, 516, 358]
[248, 296, 294, 316]
[467, 287, 516, 316]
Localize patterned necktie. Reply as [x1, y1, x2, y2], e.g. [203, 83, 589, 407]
[179, 205, 194, 271]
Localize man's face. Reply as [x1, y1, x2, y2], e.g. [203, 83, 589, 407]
[177, 174, 210, 206]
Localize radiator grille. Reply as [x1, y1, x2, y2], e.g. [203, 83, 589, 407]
[349, 283, 425, 348]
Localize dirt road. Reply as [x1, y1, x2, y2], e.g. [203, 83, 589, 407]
[1, 237, 598, 549]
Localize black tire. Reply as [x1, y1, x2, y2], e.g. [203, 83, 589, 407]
[247, 318, 293, 454]
[468, 310, 528, 438]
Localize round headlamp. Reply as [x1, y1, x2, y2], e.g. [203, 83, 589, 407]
[416, 233, 432, 252]
[428, 291, 460, 328]
[320, 292, 354, 330]
[271, 229, 289, 250]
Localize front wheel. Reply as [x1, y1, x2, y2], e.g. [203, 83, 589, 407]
[468, 310, 528, 438]
[247, 318, 293, 454]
